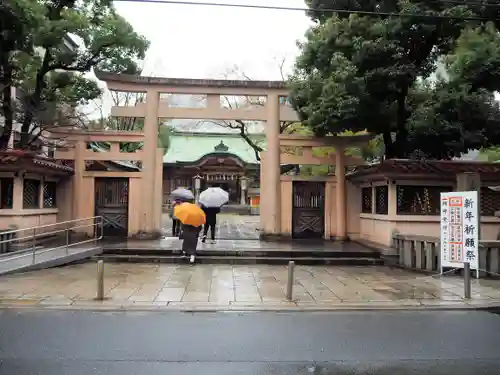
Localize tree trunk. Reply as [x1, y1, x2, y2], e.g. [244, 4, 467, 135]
[393, 86, 409, 158]
[0, 64, 13, 150]
[383, 86, 410, 159]
[383, 131, 395, 159]
[16, 1, 70, 149]
[238, 126, 262, 162]
[19, 48, 52, 148]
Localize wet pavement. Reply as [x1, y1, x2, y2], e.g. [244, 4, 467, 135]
[1, 264, 500, 310]
[162, 213, 260, 239]
[1, 309, 500, 374]
[103, 237, 377, 252]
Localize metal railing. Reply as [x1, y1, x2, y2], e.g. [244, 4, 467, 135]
[0, 216, 103, 266]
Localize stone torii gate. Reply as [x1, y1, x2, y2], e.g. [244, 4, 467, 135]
[59, 72, 369, 239]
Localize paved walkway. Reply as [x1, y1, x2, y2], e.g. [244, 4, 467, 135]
[0, 264, 500, 311]
[162, 213, 260, 239]
[102, 238, 375, 252]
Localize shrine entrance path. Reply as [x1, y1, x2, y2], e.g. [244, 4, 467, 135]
[162, 213, 260, 240]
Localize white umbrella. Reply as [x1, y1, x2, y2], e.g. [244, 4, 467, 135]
[171, 187, 194, 201]
[199, 187, 229, 208]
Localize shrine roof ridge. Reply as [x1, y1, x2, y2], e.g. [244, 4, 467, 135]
[95, 71, 287, 90]
[164, 131, 262, 164]
[170, 131, 265, 137]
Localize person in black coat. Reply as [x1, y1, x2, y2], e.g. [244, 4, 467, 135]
[182, 224, 202, 263]
[201, 205, 220, 244]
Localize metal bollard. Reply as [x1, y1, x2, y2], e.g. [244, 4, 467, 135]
[0, 231, 6, 254]
[286, 261, 295, 301]
[65, 229, 70, 255]
[32, 228, 36, 264]
[96, 260, 105, 301]
[464, 261, 471, 299]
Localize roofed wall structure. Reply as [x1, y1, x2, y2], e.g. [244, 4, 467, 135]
[348, 159, 500, 183]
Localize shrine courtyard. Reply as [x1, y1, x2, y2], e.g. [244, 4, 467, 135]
[162, 213, 260, 240]
[1, 263, 500, 311]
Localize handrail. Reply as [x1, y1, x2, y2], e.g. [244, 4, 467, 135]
[0, 216, 103, 237]
[0, 216, 103, 266]
[0, 222, 102, 244]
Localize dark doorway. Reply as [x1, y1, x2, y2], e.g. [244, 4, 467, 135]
[94, 178, 129, 237]
[292, 181, 325, 239]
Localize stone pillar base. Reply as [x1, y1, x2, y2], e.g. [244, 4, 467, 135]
[333, 236, 349, 242]
[259, 233, 292, 242]
[131, 230, 164, 240]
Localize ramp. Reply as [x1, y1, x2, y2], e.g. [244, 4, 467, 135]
[0, 217, 103, 276]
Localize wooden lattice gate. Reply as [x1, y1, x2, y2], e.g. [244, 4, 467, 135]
[94, 178, 129, 237]
[292, 181, 325, 239]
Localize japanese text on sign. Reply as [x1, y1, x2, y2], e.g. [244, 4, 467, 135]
[440, 191, 479, 270]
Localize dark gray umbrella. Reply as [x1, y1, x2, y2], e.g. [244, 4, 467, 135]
[171, 187, 194, 201]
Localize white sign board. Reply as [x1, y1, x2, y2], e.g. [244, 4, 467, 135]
[440, 191, 479, 270]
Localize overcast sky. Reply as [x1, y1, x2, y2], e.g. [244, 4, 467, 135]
[87, 0, 313, 120]
[113, 0, 313, 79]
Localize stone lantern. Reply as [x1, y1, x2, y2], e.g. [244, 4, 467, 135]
[194, 174, 203, 203]
[240, 176, 249, 205]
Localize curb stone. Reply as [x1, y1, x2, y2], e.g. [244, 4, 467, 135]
[0, 300, 499, 313]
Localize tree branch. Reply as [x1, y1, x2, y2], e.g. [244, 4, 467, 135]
[276, 56, 287, 81]
[48, 43, 114, 72]
[201, 118, 263, 161]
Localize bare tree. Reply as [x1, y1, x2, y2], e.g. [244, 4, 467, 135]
[88, 53, 177, 133]
[89, 90, 146, 141]
[85, 57, 176, 155]
[4, 92, 93, 154]
[89, 57, 154, 132]
[203, 59, 299, 161]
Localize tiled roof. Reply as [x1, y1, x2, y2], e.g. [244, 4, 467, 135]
[348, 159, 500, 181]
[0, 151, 74, 174]
[88, 142, 141, 171]
[163, 132, 264, 165]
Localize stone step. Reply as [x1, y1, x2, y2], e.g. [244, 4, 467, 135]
[101, 247, 381, 259]
[92, 254, 384, 266]
[220, 204, 254, 215]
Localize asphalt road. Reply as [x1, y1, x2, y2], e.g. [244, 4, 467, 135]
[1, 309, 500, 374]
